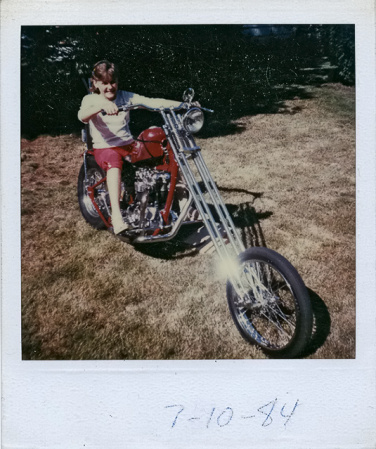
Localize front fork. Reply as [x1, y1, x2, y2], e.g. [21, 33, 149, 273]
[161, 110, 268, 305]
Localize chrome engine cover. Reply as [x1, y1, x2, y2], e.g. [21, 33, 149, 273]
[124, 168, 171, 229]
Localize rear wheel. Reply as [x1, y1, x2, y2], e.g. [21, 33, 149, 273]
[77, 156, 109, 229]
[227, 247, 313, 358]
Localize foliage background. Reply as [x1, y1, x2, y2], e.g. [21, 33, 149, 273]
[21, 24, 355, 138]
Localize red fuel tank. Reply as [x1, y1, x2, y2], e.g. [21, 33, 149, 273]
[131, 127, 167, 163]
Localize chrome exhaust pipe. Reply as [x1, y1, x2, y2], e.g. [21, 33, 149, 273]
[132, 194, 193, 244]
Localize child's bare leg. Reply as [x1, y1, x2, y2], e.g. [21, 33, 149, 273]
[106, 167, 128, 234]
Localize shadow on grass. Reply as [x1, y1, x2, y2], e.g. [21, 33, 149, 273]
[301, 288, 331, 358]
[198, 84, 315, 139]
[133, 195, 272, 260]
[226, 202, 272, 249]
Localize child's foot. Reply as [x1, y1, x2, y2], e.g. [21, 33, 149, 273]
[112, 218, 129, 235]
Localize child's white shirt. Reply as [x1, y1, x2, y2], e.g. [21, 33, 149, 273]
[78, 90, 179, 149]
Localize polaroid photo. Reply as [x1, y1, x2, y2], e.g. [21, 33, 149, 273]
[1, 0, 375, 448]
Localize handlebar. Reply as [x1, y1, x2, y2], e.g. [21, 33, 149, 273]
[196, 106, 214, 113]
[120, 103, 186, 112]
[101, 103, 214, 115]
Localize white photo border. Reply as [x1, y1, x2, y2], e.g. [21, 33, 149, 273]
[1, 1, 375, 448]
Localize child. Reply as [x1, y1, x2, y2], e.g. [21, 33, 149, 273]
[78, 60, 182, 234]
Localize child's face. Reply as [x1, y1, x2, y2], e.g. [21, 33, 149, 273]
[93, 79, 118, 101]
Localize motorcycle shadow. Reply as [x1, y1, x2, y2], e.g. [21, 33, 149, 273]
[226, 202, 273, 249]
[133, 200, 272, 260]
[133, 222, 209, 260]
[301, 288, 332, 358]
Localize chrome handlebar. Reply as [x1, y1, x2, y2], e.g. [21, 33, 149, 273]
[101, 103, 214, 115]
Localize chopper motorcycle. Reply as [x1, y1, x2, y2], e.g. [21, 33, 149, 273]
[77, 88, 313, 358]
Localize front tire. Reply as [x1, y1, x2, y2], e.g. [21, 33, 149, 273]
[227, 247, 313, 358]
[77, 155, 109, 230]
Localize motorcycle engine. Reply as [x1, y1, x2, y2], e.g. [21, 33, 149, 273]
[122, 167, 171, 229]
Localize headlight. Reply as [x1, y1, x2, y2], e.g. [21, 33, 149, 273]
[182, 108, 204, 134]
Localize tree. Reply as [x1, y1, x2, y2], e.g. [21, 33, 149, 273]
[21, 25, 355, 138]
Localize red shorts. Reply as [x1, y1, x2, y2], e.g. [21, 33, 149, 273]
[93, 144, 134, 171]
[93, 141, 155, 172]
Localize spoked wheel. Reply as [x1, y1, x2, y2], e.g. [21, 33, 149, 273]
[227, 247, 313, 358]
[77, 156, 109, 230]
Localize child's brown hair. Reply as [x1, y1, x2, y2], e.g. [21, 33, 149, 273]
[90, 60, 119, 93]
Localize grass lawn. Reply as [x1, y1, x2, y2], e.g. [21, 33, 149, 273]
[21, 83, 355, 359]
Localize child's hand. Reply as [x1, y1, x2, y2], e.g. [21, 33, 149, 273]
[101, 99, 119, 116]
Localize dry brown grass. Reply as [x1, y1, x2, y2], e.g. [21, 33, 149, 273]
[21, 84, 355, 359]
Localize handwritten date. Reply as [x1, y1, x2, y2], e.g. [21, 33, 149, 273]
[165, 398, 299, 429]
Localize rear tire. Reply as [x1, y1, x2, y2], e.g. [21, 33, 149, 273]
[77, 155, 109, 230]
[227, 247, 313, 358]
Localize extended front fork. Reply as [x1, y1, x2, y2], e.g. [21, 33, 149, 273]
[161, 110, 258, 301]
[162, 110, 274, 307]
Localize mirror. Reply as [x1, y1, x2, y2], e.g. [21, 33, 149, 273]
[183, 88, 195, 103]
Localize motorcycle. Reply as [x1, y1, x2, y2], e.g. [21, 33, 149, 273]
[77, 88, 313, 358]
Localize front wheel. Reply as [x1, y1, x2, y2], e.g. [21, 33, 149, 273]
[227, 247, 313, 358]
